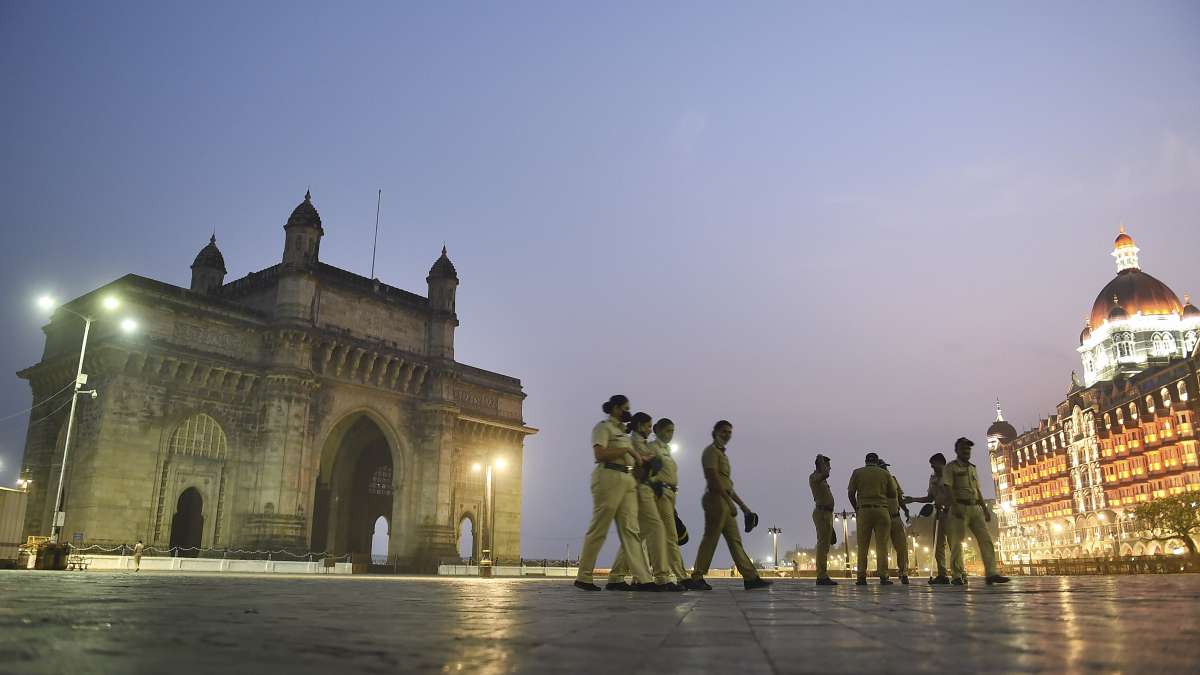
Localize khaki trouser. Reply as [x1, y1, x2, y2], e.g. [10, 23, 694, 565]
[691, 491, 759, 580]
[933, 510, 949, 577]
[856, 506, 890, 579]
[813, 509, 833, 578]
[655, 487, 688, 582]
[609, 483, 671, 584]
[576, 465, 652, 584]
[948, 503, 999, 579]
[889, 515, 909, 577]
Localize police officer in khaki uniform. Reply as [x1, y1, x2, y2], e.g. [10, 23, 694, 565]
[904, 453, 951, 584]
[608, 412, 680, 590]
[847, 452, 895, 585]
[809, 454, 837, 585]
[687, 420, 771, 591]
[648, 418, 690, 584]
[942, 437, 1010, 586]
[877, 459, 911, 584]
[574, 395, 657, 591]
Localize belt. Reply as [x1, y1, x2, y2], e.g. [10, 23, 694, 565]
[955, 499, 979, 506]
[656, 482, 678, 492]
[602, 462, 633, 473]
[814, 505, 834, 512]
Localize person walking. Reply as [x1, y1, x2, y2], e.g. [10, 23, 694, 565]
[574, 395, 657, 591]
[943, 437, 1010, 586]
[132, 540, 144, 572]
[877, 459, 911, 584]
[687, 420, 771, 591]
[847, 453, 895, 585]
[608, 412, 679, 591]
[647, 418, 690, 585]
[809, 454, 837, 586]
[904, 453, 951, 584]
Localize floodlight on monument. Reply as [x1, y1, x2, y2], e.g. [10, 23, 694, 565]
[101, 295, 120, 311]
[120, 318, 138, 334]
[472, 463, 483, 473]
[36, 295, 56, 311]
[494, 457, 507, 471]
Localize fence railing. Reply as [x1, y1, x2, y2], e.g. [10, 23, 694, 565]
[1002, 554, 1200, 576]
[68, 544, 351, 563]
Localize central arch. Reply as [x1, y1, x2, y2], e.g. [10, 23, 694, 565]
[311, 414, 398, 560]
[169, 487, 204, 556]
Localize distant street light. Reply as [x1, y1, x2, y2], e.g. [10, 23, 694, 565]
[767, 526, 782, 569]
[36, 293, 137, 544]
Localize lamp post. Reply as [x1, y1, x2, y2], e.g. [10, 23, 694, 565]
[767, 526, 782, 570]
[834, 510, 854, 577]
[37, 294, 137, 544]
[472, 456, 507, 577]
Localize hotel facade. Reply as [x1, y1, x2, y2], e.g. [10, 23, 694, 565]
[987, 229, 1200, 562]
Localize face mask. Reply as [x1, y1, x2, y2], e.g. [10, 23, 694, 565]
[619, 410, 632, 423]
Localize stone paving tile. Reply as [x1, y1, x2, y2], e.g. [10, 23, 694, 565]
[1, 572, 1199, 674]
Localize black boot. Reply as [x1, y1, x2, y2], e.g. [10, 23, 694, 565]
[605, 581, 632, 591]
[685, 578, 713, 591]
[928, 575, 950, 585]
[743, 577, 772, 590]
[816, 577, 838, 586]
[986, 575, 1011, 585]
[574, 580, 601, 591]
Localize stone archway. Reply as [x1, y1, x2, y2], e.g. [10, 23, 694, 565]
[310, 415, 397, 560]
[458, 514, 477, 562]
[169, 487, 204, 556]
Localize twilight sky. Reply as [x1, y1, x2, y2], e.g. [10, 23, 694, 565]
[1, 2, 1198, 565]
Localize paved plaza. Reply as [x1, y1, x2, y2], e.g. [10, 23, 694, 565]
[1, 572, 1198, 674]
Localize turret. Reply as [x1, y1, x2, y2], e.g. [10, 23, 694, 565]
[190, 235, 226, 294]
[282, 190, 323, 266]
[426, 246, 459, 359]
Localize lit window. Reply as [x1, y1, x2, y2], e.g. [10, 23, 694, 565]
[368, 465, 393, 496]
[1184, 331, 1198, 355]
[169, 413, 228, 460]
[1179, 381, 1189, 402]
[1163, 333, 1177, 355]
[1117, 333, 1135, 359]
[1146, 395, 1155, 416]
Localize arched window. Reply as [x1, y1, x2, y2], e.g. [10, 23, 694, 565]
[1128, 403, 1138, 421]
[1104, 413, 1111, 430]
[1152, 333, 1166, 357]
[1184, 331, 1198, 355]
[1162, 333, 1177, 356]
[1161, 387, 1172, 408]
[1179, 381, 1189, 403]
[1116, 333, 1135, 359]
[1145, 395, 1155, 416]
[169, 414, 227, 460]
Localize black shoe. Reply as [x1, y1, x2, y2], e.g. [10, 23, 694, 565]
[986, 575, 1011, 585]
[605, 582, 632, 591]
[816, 577, 838, 586]
[685, 578, 713, 591]
[879, 578, 894, 586]
[855, 577, 867, 586]
[574, 581, 601, 591]
[743, 578, 772, 590]
[660, 582, 686, 592]
[900, 576, 910, 585]
[928, 575, 950, 585]
[632, 582, 661, 592]
[951, 577, 965, 586]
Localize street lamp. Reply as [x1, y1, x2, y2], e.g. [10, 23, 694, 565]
[834, 510, 855, 576]
[36, 293, 137, 544]
[472, 457, 506, 577]
[767, 526, 782, 570]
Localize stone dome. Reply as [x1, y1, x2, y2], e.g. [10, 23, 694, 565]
[191, 235, 226, 273]
[987, 419, 1017, 443]
[1090, 273, 1182, 327]
[285, 190, 323, 231]
[1079, 322, 1092, 345]
[1184, 295, 1199, 319]
[428, 246, 458, 280]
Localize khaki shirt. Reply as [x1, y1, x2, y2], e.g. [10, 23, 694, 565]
[941, 459, 983, 504]
[649, 438, 678, 486]
[848, 465, 895, 509]
[809, 470, 834, 508]
[927, 473, 950, 508]
[592, 417, 634, 465]
[886, 475, 905, 515]
[701, 443, 734, 495]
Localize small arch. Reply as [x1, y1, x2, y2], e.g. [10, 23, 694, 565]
[169, 487, 204, 556]
[169, 413, 228, 460]
[371, 515, 389, 563]
[458, 514, 477, 562]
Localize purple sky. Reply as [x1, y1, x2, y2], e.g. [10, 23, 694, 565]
[2, 2, 1198, 564]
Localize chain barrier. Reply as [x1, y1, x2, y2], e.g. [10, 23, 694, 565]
[68, 544, 351, 562]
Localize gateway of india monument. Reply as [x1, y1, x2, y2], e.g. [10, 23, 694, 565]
[16, 191, 535, 571]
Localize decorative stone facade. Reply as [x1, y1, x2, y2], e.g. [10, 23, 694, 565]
[16, 192, 535, 571]
[987, 230, 1199, 562]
